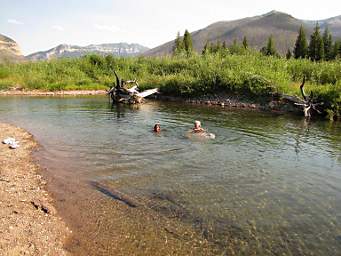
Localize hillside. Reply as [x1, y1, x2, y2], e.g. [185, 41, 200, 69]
[26, 43, 149, 61]
[0, 34, 24, 63]
[145, 10, 341, 56]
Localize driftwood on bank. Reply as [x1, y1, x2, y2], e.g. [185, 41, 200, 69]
[107, 71, 158, 104]
[294, 77, 324, 118]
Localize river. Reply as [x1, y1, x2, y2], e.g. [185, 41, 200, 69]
[0, 96, 341, 255]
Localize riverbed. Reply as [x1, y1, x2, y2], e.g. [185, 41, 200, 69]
[0, 95, 340, 255]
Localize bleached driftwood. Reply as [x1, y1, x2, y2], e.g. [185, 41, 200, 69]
[294, 77, 323, 118]
[108, 71, 158, 104]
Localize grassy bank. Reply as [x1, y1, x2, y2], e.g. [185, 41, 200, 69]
[0, 53, 340, 117]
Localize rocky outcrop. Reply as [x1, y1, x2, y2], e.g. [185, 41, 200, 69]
[26, 43, 149, 61]
[0, 34, 24, 63]
[0, 34, 22, 55]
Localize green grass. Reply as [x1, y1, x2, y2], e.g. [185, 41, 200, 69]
[0, 53, 340, 118]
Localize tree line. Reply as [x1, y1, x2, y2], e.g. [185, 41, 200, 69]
[173, 30, 194, 56]
[292, 23, 340, 61]
[173, 24, 341, 61]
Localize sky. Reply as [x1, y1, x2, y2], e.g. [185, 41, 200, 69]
[1, 0, 340, 55]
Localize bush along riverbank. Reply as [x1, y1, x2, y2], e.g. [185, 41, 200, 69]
[0, 53, 340, 119]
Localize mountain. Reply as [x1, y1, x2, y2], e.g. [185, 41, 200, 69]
[0, 34, 24, 63]
[26, 43, 149, 61]
[145, 10, 341, 56]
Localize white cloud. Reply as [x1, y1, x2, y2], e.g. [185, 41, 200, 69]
[7, 19, 24, 25]
[94, 24, 120, 33]
[52, 25, 64, 31]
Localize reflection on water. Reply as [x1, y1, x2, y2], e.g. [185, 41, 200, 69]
[1, 96, 341, 255]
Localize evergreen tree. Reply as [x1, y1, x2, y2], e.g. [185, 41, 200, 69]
[216, 40, 222, 51]
[323, 26, 333, 60]
[183, 30, 193, 55]
[294, 25, 308, 59]
[265, 35, 277, 56]
[202, 41, 210, 55]
[229, 39, 240, 54]
[222, 41, 227, 50]
[173, 31, 184, 55]
[242, 36, 248, 49]
[332, 41, 341, 59]
[259, 47, 266, 55]
[309, 23, 324, 61]
[286, 48, 292, 59]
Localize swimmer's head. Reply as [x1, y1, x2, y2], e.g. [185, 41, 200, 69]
[194, 120, 201, 129]
[154, 123, 161, 132]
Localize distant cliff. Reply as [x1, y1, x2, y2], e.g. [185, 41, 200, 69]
[0, 34, 24, 63]
[26, 43, 149, 61]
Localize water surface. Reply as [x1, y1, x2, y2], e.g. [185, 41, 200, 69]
[0, 96, 341, 255]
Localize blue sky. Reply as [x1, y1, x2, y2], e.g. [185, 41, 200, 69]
[1, 0, 340, 55]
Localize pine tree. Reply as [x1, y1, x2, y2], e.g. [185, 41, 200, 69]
[242, 36, 248, 49]
[183, 30, 193, 56]
[202, 41, 210, 55]
[332, 41, 341, 59]
[286, 48, 292, 59]
[323, 27, 333, 60]
[222, 41, 227, 49]
[173, 31, 184, 55]
[260, 47, 267, 55]
[265, 35, 277, 56]
[216, 40, 222, 51]
[309, 23, 324, 61]
[229, 39, 239, 54]
[294, 25, 308, 59]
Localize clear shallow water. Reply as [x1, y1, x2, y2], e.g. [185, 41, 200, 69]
[1, 96, 341, 255]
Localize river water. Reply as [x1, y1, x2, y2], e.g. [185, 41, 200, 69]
[0, 96, 341, 255]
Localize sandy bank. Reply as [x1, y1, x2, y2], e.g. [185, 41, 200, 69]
[0, 123, 70, 255]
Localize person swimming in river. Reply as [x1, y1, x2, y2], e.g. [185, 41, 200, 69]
[190, 120, 216, 139]
[153, 123, 161, 133]
[193, 120, 205, 133]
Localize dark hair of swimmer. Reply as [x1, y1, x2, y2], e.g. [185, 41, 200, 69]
[154, 123, 161, 133]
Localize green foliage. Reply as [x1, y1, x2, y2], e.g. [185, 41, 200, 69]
[323, 27, 333, 60]
[173, 32, 184, 56]
[228, 40, 249, 55]
[242, 36, 248, 49]
[0, 53, 340, 116]
[286, 49, 292, 59]
[294, 25, 308, 59]
[332, 41, 341, 60]
[202, 41, 231, 56]
[309, 23, 325, 61]
[262, 35, 278, 57]
[173, 30, 193, 57]
[183, 30, 193, 56]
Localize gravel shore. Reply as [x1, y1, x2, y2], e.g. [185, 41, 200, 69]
[0, 123, 70, 256]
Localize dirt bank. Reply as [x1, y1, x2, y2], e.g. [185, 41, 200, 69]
[0, 123, 70, 255]
[0, 89, 107, 96]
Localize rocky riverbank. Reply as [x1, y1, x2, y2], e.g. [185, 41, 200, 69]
[0, 123, 70, 255]
[154, 93, 304, 114]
